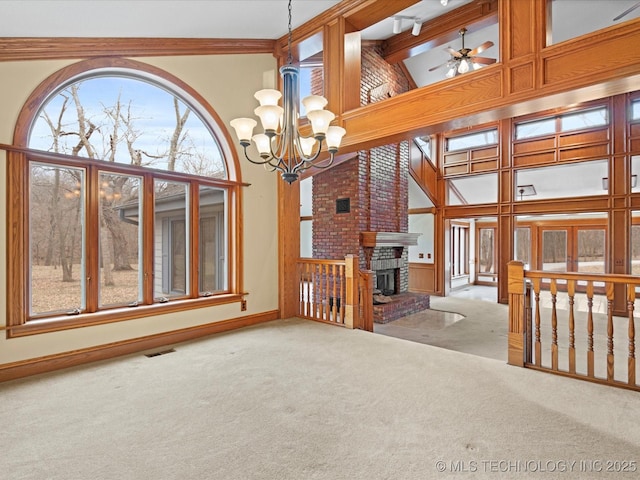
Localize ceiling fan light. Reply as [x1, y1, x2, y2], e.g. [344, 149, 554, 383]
[458, 59, 471, 74]
[445, 61, 458, 78]
[441, 0, 449, 5]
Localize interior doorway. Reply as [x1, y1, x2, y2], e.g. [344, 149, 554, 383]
[446, 217, 497, 295]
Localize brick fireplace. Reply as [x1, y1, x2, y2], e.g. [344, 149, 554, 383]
[309, 41, 430, 324]
[361, 232, 430, 323]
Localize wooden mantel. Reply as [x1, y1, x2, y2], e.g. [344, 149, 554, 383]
[360, 232, 421, 248]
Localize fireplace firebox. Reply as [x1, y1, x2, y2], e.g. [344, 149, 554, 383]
[375, 268, 399, 296]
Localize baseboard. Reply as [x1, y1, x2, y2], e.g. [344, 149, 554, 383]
[0, 310, 279, 383]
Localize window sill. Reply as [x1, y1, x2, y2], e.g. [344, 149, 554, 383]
[8, 293, 245, 337]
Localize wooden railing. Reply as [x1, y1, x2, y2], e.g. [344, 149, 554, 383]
[296, 255, 373, 331]
[508, 261, 640, 391]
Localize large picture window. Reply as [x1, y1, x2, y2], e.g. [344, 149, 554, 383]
[7, 58, 243, 334]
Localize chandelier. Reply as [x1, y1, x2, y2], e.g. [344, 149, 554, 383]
[230, 0, 346, 184]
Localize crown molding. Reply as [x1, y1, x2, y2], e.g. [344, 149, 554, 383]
[0, 37, 276, 62]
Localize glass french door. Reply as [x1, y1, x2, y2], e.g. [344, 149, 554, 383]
[477, 226, 497, 284]
[539, 226, 606, 273]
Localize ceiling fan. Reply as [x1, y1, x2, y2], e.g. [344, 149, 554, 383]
[429, 28, 496, 78]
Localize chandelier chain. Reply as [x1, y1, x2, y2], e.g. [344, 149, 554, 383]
[229, 0, 346, 183]
[287, 0, 293, 65]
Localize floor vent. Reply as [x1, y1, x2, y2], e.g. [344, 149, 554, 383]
[145, 348, 176, 358]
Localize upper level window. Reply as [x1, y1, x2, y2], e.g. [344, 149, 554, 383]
[548, 0, 640, 45]
[632, 99, 640, 121]
[447, 172, 498, 205]
[515, 106, 609, 140]
[414, 136, 432, 160]
[7, 58, 242, 334]
[446, 129, 498, 152]
[515, 118, 556, 139]
[560, 107, 608, 131]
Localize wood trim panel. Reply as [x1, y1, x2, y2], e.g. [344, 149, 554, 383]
[408, 263, 436, 293]
[278, 177, 301, 319]
[511, 197, 610, 215]
[513, 151, 556, 167]
[508, 62, 535, 95]
[470, 159, 498, 172]
[443, 164, 469, 176]
[542, 22, 640, 88]
[0, 38, 276, 62]
[444, 151, 468, 165]
[470, 146, 499, 160]
[341, 68, 504, 151]
[442, 204, 499, 218]
[513, 137, 556, 154]
[6, 151, 28, 329]
[0, 311, 279, 383]
[558, 128, 609, 147]
[558, 144, 609, 161]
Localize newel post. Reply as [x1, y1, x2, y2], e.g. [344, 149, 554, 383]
[507, 261, 526, 366]
[344, 255, 359, 329]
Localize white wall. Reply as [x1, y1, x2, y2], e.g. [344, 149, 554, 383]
[408, 176, 434, 264]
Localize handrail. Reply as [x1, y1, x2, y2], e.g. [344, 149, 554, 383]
[523, 269, 640, 285]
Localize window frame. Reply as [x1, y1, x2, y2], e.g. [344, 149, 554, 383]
[6, 58, 245, 337]
[445, 128, 499, 152]
[514, 105, 609, 140]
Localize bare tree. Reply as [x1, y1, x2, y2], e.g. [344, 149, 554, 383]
[167, 97, 191, 171]
[33, 78, 217, 290]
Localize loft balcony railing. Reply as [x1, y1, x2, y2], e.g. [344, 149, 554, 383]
[296, 255, 373, 331]
[507, 261, 640, 392]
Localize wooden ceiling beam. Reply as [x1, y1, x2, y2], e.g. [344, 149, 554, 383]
[342, 0, 420, 31]
[276, 0, 419, 54]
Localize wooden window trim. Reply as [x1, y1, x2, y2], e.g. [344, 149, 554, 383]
[5, 58, 246, 337]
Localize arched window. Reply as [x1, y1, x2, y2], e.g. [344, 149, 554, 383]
[7, 58, 244, 334]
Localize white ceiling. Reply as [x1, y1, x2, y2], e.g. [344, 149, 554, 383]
[0, 0, 475, 40]
[5, 1, 639, 44]
[0, 0, 343, 39]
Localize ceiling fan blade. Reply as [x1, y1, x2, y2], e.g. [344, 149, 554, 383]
[613, 1, 640, 21]
[446, 47, 463, 58]
[472, 56, 496, 65]
[469, 40, 494, 57]
[428, 62, 448, 72]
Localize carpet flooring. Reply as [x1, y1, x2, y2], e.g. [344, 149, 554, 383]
[2, 316, 640, 479]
